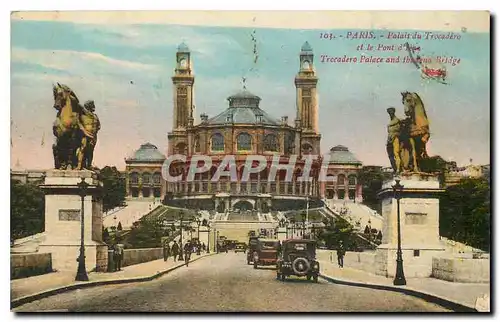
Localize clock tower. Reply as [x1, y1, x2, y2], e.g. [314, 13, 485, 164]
[172, 42, 195, 130]
[168, 42, 195, 156]
[294, 41, 321, 155]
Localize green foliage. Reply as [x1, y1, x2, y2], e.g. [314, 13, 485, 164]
[98, 166, 126, 212]
[440, 177, 490, 251]
[358, 166, 386, 213]
[419, 155, 449, 182]
[318, 217, 355, 249]
[11, 179, 45, 241]
[125, 218, 164, 249]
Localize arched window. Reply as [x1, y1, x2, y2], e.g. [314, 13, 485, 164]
[153, 172, 161, 184]
[237, 132, 252, 151]
[337, 174, 346, 185]
[211, 133, 224, 152]
[301, 143, 313, 155]
[142, 172, 151, 184]
[130, 172, 139, 184]
[348, 175, 357, 185]
[264, 134, 279, 152]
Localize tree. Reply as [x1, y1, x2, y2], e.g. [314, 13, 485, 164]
[97, 166, 126, 212]
[11, 179, 45, 241]
[440, 177, 490, 251]
[358, 166, 387, 213]
[125, 216, 169, 249]
[318, 217, 356, 250]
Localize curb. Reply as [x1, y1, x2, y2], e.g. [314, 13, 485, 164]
[319, 273, 478, 312]
[11, 253, 215, 309]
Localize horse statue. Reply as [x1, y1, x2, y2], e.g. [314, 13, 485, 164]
[52, 83, 100, 170]
[399, 91, 430, 173]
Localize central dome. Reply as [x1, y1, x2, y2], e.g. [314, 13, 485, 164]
[227, 89, 261, 109]
[206, 89, 278, 125]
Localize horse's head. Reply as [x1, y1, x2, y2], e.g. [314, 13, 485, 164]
[401, 91, 429, 129]
[53, 83, 79, 110]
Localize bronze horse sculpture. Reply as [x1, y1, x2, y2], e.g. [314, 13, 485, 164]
[52, 83, 100, 170]
[387, 92, 430, 174]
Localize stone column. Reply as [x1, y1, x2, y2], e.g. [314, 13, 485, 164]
[138, 176, 143, 198]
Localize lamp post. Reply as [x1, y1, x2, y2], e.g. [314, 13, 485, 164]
[302, 214, 306, 239]
[393, 178, 406, 286]
[75, 178, 89, 281]
[206, 223, 211, 254]
[196, 218, 201, 241]
[178, 211, 184, 261]
[216, 230, 220, 253]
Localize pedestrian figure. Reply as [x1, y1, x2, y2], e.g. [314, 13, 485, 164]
[196, 241, 201, 255]
[202, 243, 206, 253]
[337, 241, 346, 268]
[163, 242, 171, 262]
[113, 243, 124, 271]
[171, 241, 180, 262]
[184, 241, 192, 266]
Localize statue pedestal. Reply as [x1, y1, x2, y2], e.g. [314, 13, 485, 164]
[39, 170, 108, 273]
[375, 173, 445, 278]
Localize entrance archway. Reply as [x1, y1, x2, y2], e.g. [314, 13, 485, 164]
[233, 200, 253, 211]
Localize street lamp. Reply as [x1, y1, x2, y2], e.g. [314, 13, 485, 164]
[393, 178, 407, 286]
[302, 213, 306, 239]
[178, 211, 184, 261]
[206, 223, 211, 254]
[75, 178, 89, 281]
[216, 230, 219, 253]
[196, 217, 201, 241]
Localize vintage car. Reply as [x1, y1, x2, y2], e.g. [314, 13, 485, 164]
[276, 239, 320, 282]
[247, 236, 259, 264]
[252, 239, 280, 269]
[234, 242, 246, 253]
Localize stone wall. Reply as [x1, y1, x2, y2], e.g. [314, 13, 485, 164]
[432, 257, 490, 283]
[317, 250, 376, 273]
[122, 248, 163, 268]
[11, 253, 52, 279]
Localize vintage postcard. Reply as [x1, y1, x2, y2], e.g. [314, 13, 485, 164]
[10, 11, 490, 313]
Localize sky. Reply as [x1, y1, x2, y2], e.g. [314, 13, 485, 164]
[10, 12, 490, 170]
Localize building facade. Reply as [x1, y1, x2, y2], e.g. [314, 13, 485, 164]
[124, 41, 365, 209]
[125, 143, 166, 199]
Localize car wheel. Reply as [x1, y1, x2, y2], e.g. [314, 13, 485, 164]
[281, 274, 286, 281]
[276, 272, 281, 280]
[313, 275, 318, 283]
[292, 257, 311, 276]
[253, 262, 257, 269]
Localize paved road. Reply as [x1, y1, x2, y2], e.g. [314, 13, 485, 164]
[14, 253, 450, 312]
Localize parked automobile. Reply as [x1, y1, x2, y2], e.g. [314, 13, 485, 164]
[252, 239, 280, 269]
[276, 239, 320, 282]
[235, 242, 246, 253]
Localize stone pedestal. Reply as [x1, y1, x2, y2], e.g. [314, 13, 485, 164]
[375, 173, 445, 278]
[39, 170, 108, 273]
